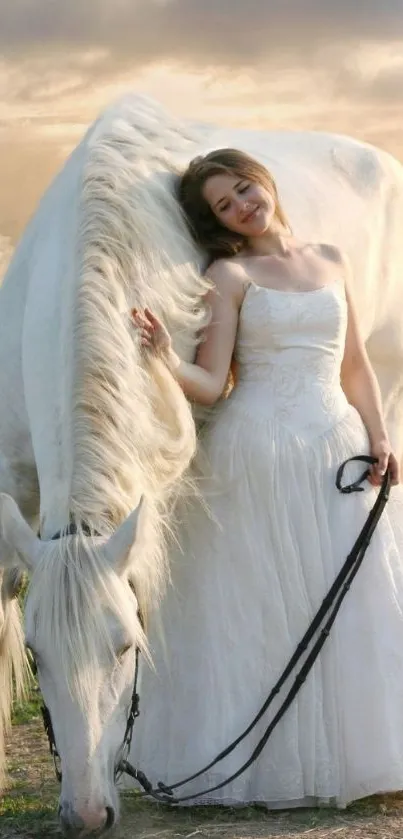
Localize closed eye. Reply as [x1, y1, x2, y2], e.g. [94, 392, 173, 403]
[217, 183, 250, 212]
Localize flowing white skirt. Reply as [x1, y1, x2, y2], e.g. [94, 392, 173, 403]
[131, 402, 403, 808]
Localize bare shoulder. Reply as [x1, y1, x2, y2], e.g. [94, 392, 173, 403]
[205, 258, 247, 306]
[206, 257, 247, 282]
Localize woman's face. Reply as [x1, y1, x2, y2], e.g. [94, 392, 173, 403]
[202, 172, 276, 237]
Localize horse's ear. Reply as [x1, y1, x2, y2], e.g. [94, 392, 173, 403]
[0, 494, 40, 572]
[103, 496, 145, 576]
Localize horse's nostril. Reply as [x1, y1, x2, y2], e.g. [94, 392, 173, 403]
[105, 806, 115, 829]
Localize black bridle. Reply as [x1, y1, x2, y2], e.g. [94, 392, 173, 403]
[34, 646, 141, 786]
[34, 456, 390, 803]
[31, 520, 142, 786]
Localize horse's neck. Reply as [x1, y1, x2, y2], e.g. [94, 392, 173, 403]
[17, 155, 88, 537]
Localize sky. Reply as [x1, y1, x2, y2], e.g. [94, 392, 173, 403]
[1, 0, 403, 258]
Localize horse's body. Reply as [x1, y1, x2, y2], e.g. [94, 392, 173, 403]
[0, 94, 402, 836]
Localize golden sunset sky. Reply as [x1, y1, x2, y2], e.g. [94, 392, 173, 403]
[0, 0, 402, 263]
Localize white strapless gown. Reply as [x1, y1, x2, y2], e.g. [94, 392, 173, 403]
[132, 278, 403, 808]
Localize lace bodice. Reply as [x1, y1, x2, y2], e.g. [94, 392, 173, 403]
[232, 279, 350, 440]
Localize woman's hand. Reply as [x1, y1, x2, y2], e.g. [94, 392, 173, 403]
[131, 307, 172, 356]
[369, 438, 400, 486]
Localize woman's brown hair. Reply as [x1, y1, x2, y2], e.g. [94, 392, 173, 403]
[178, 148, 289, 262]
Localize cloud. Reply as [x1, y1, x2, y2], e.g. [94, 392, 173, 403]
[1, 0, 402, 125]
[1, 1, 402, 69]
[0, 0, 402, 252]
[333, 60, 403, 105]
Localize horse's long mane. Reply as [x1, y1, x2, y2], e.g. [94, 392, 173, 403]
[1, 97, 213, 783]
[67, 96, 211, 613]
[0, 574, 27, 790]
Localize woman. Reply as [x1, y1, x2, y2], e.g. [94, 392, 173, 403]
[131, 149, 403, 808]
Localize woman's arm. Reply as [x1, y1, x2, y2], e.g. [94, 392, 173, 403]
[133, 261, 243, 407]
[340, 254, 399, 484]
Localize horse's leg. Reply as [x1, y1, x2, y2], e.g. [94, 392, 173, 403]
[0, 449, 39, 623]
[0, 455, 39, 791]
[0, 451, 39, 616]
[0, 543, 26, 792]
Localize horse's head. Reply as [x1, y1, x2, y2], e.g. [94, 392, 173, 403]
[0, 493, 146, 836]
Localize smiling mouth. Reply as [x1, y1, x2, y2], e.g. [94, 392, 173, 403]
[242, 206, 259, 222]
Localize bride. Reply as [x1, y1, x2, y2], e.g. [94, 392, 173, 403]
[130, 147, 403, 808]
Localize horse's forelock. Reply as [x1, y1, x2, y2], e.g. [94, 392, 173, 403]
[27, 536, 146, 713]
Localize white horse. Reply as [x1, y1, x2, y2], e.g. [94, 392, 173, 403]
[0, 94, 403, 837]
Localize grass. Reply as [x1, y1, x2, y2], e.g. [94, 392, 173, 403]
[3, 685, 60, 836]
[9, 585, 43, 725]
[4, 692, 403, 838]
[11, 692, 42, 726]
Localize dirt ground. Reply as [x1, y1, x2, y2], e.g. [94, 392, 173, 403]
[4, 719, 403, 838]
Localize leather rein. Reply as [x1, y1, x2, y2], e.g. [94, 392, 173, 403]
[34, 455, 390, 803]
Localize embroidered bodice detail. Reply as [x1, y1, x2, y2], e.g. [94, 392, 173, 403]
[233, 280, 349, 439]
